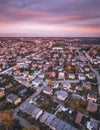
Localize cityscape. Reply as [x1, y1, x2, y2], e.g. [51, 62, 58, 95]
[0, 37, 100, 130]
[0, 0, 100, 130]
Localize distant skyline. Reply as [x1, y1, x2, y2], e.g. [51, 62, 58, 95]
[0, 0, 100, 37]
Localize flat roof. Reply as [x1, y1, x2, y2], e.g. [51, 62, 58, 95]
[51, 117, 60, 128]
[22, 102, 37, 115]
[45, 114, 55, 124]
[55, 90, 68, 98]
[63, 123, 72, 130]
[43, 87, 53, 92]
[32, 107, 42, 117]
[56, 120, 65, 130]
[6, 93, 20, 102]
[40, 111, 50, 123]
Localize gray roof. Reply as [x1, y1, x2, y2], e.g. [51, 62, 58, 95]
[19, 88, 27, 94]
[90, 118, 98, 130]
[71, 94, 82, 100]
[33, 78, 42, 83]
[55, 90, 68, 98]
[51, 117, 60, 128]
[43, 87, 53, 92]
[32, 107, 42, 117]
[0, 88, 4, 92]
[40, 111, 50, 123]
[45, 114, 55, 124]
[56, 120, 65, 130]
[71, 127, 78, 130]
[21, 102, 37, 115]
[39, 112, 78, 130]
[6, 93, 20, 102]
[63, 123, 72, 130]
[5, 83, 13, 88]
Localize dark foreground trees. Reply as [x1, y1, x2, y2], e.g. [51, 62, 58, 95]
[0, 109, 15, 130]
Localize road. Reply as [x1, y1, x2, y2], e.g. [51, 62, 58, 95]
[0, 67, 13, 74]
[94, 70, 100, 96]
[82, 51, 100, 96]
[14, 76, 31, 88]
[53, 80, 80, 84]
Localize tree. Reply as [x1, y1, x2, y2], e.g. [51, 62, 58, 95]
[48, 80, 53, 87]
[96, 46, 100, 52]
[80, 100, 87, 108]
[66, 63, 72, 73]
[22, 125, 40, 130]
[0, 110, 15, 130]
[74, 101, 80, 110]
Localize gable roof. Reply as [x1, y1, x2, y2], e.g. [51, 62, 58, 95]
[75, 112, 83, 124]
[87, 101, 98, 112]
[6, 93, 20, 102]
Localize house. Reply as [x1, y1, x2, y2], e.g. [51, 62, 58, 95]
[87, 93, 97, 102]
[63, 123, 72, 130]
[49, 71, 56, 78]
[84, 67, 91, 72]
[75, 86, 83, 91]
[62, 82, 71, 90]
[71, 94, 85, 101]
[0, 88, 5, 98]
[19, 88, 28, 97]
[45, 114, 55, 126]
[55, 120, 65, 130]
[55, 90, 68, 101]
[43, 87, 53, 95]
[58, 72, 65, 80]
[86, 101, 98, 113]
[75, 112, 83, 124]
[32, 107, 43, 120]
[69, 73, 75, 79]
[5, 83, 13, 89]
[83, 82, 91, 90]
[20, 102, 43, 120]
[39, 111, 78, 130]
[88, 72, 96, 79]
[86, 118, 99, 130]
[53, 82, 59, 89]
[39, 111, 50, 123]
[71, 62, 76, 66]
[0, 76, 3, 81]
[32, 78, 43, 87]
[78, 73, 86, 80]
[6, 93, 21, 105]
[0, 78, 6, 83]
[38, 73, 45, 79]
[13, 70, 20, 76]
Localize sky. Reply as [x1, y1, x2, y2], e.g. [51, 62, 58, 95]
[0, 0, 100, 37]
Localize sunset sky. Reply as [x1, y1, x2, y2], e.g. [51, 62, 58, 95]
[0, 0, 100, 37]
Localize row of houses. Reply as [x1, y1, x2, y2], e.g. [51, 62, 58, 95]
[19, 102, 78, 130]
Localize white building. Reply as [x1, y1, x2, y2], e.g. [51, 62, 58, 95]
[43, 87, 53, 95]
[55, 90, 68, 101]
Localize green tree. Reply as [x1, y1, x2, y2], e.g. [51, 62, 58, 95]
[74, 101, 80, 110]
